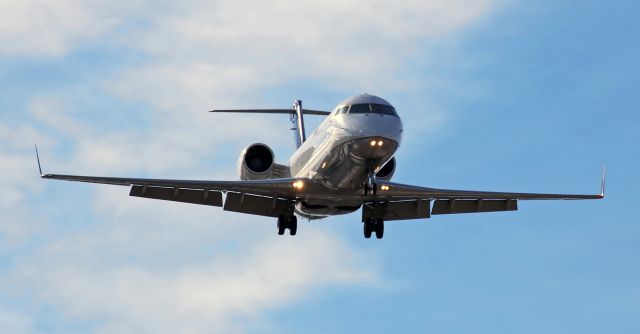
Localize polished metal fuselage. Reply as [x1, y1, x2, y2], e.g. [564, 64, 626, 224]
[288, 111, 403, 218]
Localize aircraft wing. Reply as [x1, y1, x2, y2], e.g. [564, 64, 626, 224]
[40, 173, 304, 197]
[374, 177, 605, 201]
[41, 172, 311, 217]
[361, 173, 605, 219]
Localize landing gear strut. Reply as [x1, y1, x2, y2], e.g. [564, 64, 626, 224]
[363, 161, 377, 196]
[363, 218, 384, 239]
[363, 182, 377, 196]
[277, 215, 298, 236]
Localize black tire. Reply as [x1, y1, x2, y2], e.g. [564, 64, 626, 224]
[364, 219, 372, 239]
[375, 219, 384, 239]
[277, 216, 285, 235]
[289, 216, 298, 236]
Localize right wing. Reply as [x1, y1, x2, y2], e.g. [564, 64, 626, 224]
[41, 172, 311, 218]
[40, 173, 303, 197]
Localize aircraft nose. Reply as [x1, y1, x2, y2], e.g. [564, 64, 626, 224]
[361, 114, 403, 144]
[334, 113, 403, 145]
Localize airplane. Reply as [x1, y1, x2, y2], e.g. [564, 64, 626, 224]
[36, 94, 605, 239]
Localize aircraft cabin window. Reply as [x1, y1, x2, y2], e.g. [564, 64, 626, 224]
[347, 103, 398, 117]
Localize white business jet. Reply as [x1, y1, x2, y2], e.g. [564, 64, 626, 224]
[37, 94, 604, 239]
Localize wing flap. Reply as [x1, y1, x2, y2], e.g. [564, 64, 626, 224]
[129, 185, 223, 207]
[362, 200, 431, 222]
[223, 192, 292, 217]
[431, 199, 517, 215]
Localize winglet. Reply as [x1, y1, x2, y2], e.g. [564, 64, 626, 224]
[599, 167, 606, 198]
[35, 145, 43, 176]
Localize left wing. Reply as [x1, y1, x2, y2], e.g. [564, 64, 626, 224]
[374, 175, 605, 201]
[361, 171, 605, 220]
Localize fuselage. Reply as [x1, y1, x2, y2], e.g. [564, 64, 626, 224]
[287, 94, 403, 218]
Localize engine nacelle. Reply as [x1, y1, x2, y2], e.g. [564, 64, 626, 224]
[238, 143, 276, 180]
[375, 157, 396, 181]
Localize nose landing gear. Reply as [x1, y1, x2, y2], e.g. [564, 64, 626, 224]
[363, 160, 378, 196]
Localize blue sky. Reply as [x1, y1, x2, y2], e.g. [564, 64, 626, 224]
[1, 0, 639, 333]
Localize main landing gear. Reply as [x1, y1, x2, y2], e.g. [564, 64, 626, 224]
[363, 218, 384, 239]
[277, 215, 297, 236]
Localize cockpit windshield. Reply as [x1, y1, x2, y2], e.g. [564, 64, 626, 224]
[334, 103, 398, 117]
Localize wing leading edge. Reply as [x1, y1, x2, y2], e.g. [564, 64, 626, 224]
[374, 170, 605, 201]
[40, 173, 305, 198]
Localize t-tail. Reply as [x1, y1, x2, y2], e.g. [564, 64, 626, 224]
[209, 99, 330, 149]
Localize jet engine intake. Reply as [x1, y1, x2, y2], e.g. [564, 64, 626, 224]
[238, 143, 276, 180]
[375, 157, 396, 181]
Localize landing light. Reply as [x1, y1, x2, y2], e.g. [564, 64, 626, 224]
[370, 140, 377, 147]
[377, 140, 383, 147]
[380, 185, 390, 191]
[292, 180, 304, 190]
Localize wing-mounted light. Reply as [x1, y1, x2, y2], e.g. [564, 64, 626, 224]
[292, 180, 304, 190]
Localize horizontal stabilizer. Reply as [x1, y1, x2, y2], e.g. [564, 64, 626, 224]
[209, 108, 330, 115]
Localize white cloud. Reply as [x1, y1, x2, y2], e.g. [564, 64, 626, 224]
[0, 0, 117, 56]
[0, 307, 36, 334]
[0, 122, 51, 243]
[119, 0, 495, 94]
[96, 0, 497, 177]
[0, 0, 497, 332]
[8, 226, 375, 333]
